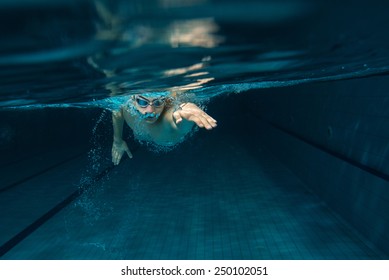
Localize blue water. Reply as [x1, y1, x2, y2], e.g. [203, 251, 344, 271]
[1, 0, 389, 260]
[1, 0, 389, 109]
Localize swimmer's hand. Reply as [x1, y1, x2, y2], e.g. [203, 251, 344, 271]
[112, 139, 133, 165]
[173, 103, 217, 130]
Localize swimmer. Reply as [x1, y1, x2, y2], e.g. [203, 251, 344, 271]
[111, 93, 217, 165]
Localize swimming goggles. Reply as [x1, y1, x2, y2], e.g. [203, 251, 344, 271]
[135, 96, 166, 108]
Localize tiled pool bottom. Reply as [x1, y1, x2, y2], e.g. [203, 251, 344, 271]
[1, 134, 386, 260]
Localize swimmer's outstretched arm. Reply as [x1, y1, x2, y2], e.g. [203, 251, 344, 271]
[171, 102, 217, 130]
[112, 108, 133, 165]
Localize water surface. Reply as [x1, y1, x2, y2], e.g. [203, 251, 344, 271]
[1, 0, 389, 109]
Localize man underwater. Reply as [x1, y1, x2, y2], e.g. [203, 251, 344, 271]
[111, 93, 217, 165]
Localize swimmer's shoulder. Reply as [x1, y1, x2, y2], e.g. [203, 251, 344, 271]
[161, 106, 178, 129]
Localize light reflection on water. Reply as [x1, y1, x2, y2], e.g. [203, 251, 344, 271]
[1, 0, 389, 109]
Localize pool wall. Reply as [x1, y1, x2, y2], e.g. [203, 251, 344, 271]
[1, 79, 388, 258]
[245, 75, 389, 256]
[0, 108, 104, 166]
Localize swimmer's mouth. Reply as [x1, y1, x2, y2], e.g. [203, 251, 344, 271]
[141, 112, 160, 120]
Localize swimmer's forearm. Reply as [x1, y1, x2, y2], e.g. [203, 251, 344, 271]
[112, 109, 124, 142]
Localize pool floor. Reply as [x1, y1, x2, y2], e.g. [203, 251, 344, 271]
[0, 129, 386, 259]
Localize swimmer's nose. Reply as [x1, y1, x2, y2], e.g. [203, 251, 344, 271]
[145, 105, 154, 113]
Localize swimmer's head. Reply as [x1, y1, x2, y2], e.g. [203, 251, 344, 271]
[132, 94, 166, 124]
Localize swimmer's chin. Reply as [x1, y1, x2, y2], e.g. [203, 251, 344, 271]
[144, 117, 158, 123]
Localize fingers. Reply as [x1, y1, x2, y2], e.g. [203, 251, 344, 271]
[207, 115, 217, 124]
[191, 111, 217, 130]
[199, 115, 217, 130]
[112, 145, 133, 166]
[174, 104, 217, 130]
[202, 113, 217, 129]
[112, 149, 122, 165]
[126, 147, 133, 159]
[173, 111, 183, 124]
[189, 114, 217, 130]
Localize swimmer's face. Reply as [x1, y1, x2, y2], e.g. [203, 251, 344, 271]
[133, 95, 166, 123]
